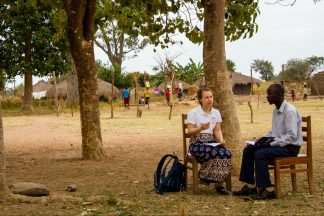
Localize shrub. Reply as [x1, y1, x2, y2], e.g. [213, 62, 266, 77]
[1, 96, 23, 109]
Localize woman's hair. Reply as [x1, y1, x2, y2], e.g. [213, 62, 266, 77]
[197, 87, 212, 105]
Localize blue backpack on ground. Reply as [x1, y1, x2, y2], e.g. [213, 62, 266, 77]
[154, 153, 185, 194]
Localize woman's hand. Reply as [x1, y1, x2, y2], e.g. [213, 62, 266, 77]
[219, 139, 225, 144]
[200, 122, 210, 131]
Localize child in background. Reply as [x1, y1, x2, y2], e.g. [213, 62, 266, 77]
[139, 97, 145, 105]
[291, 89, 296, 102]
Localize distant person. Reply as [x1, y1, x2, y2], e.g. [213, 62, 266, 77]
[122, 87, 130, 109]
[291, 89, 296, 102]
[165, 88, 171, 105]
[178, 88, 183, 101]
[233, 84, 303, 200]
[154, 86, 160, 95]
[143, 88, 150, 105]
[303, 84, 308, 101]
[139, 96, 145, 105]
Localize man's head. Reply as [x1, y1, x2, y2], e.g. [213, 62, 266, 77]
[267, 83, 285, 105]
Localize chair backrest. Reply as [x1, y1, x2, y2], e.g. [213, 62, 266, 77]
[301, 116, 312, 159]
[182, 114, 190, 162]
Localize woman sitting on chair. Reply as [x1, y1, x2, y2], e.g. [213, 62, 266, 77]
[187, 87, 232, 195]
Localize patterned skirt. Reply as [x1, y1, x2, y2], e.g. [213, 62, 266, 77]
[189, 133, 232, 182]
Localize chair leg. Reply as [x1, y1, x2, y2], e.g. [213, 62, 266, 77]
[184, 163, 188, 190]
[274, 161, 281, 198]
[192, 160, 199, 194]
[307, 162, 315, 195]
[226, 174, 232, 191]
[290, 165, 297, 192]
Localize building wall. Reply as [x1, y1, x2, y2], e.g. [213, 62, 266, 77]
[310, 73, 324, 95]
[233, 84, 251, 95]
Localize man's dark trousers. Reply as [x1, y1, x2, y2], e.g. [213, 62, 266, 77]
[239, 145, 300, 188]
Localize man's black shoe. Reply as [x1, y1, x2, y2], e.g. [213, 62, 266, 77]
[251, 189, 275, 200]
[233, 185, 257, 196]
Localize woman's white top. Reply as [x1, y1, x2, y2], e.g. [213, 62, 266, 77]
[187, 106, 222, 134]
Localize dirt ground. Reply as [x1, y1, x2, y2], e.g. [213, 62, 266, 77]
[1, 96, 324, 216]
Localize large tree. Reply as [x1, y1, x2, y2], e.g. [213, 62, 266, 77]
[62, 0, 105, 159]
[277, 56, 324, 82]
[251, 59, 275, 81]
[95, 1, 149, 73]
[0, 98, 11, 202]
[202, 0, 259, 172]
[0, 1, 69, 109]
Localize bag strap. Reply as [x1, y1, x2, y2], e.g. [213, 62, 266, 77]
[155, 154, 177, 190]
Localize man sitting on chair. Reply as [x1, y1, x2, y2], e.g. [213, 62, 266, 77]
[233, 83, 303, 200]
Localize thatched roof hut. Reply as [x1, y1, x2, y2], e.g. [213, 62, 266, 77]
[310, 71, 324, 95]
[33, 80, 53, 93]
[97, 78, 121, 101]
[18, 80, 53, 97]
[46, 78, 121, 101]
[46, 79, 69, 99]
[194, 72, 262, 95]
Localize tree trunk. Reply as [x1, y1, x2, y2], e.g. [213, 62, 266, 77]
[67, 53, 79, 117]
[22, 30, 33, 110]
[203, 0, 242, 174]
[0, 96, 12, 202]
[53, 71, 59, 116]
[64, 0, 105, 160]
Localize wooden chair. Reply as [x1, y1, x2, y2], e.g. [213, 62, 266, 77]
[181, 114, 232, 194]
[269, 116, 314, 198]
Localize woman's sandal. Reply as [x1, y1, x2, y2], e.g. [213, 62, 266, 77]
[199, 178, 217, 185]
[216, 186, 232, 195]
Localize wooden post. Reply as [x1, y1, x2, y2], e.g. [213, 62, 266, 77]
[282, 64, 285, 87]
[167, 59, 175, 120]
[250, 66, 253, 95]
[248, 67, 253, 123]
[53, 71, 59, 116]
[134, 72, 142, 117]
[110, 69, 114, 118]
[248, 99, 253, 123]
[136, 78, 139, 115]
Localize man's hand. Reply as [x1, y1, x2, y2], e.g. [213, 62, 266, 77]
[255, 138, 272, 148]
[256, 142, 270, 148]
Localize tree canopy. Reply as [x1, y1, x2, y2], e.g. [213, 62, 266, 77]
[251, 59, 275, 81]
[226, 59, 236, 72]
[277, 56, 324, 82]
[95, 0, 149, 73]
[0, 1, 69, 79]
[96, 60, 133, 88]
[172, 59, 204, 85]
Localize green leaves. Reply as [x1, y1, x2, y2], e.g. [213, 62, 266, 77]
[225, 1, 259, 41]
[0, 0, 69, 78]
[94, 0, 259, 50]
[277, 56, 324, 82]
[226, 59, 236, 72]
[251, 59, 275, 81]
[172, 58, 204, 84]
